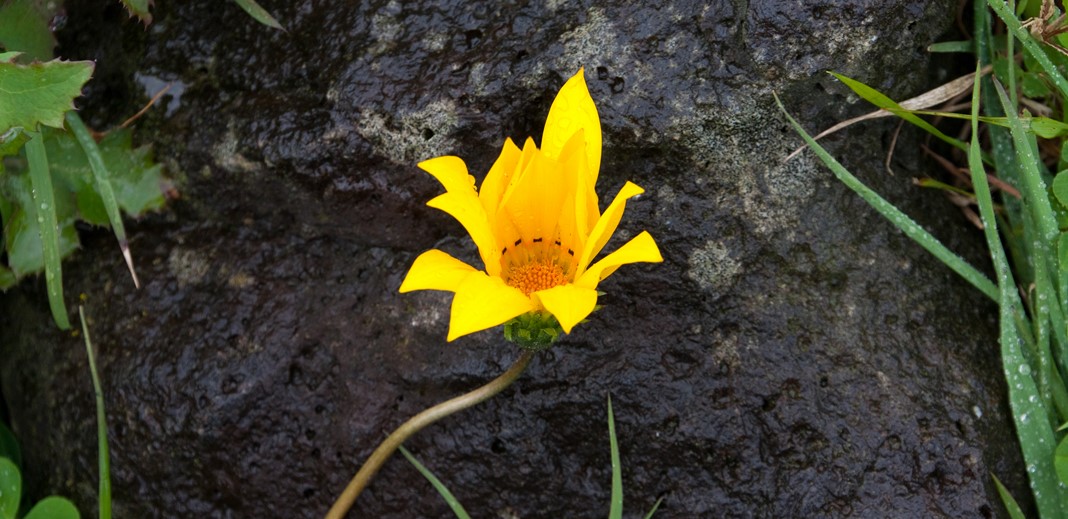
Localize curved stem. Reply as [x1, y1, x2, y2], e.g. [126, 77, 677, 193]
[325, 350, 536, 519]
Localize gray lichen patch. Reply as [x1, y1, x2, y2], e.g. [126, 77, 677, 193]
[357, 99, 460, 164]
[687, 239, 741, 297]
[168, 248, 210, 287]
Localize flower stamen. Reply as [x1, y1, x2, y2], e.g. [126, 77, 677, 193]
[505, 259, 569, 296]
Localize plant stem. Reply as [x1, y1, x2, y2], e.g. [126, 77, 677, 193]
[324, 350, 536, 519]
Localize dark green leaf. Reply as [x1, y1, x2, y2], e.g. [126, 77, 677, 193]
[992, 473, 1027, 519]
[0, 59, 93, 132]
[1053, 172, 1068, 211]
[0, 128, 28, 157]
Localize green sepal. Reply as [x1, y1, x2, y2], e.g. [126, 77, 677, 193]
[504, 312, 564, 351]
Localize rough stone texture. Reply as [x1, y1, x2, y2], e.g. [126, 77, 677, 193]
[0, 0, 1026, 517]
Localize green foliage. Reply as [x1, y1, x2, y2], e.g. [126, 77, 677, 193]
[0, 56, 94, 131]
[780, 1, 1068, 514]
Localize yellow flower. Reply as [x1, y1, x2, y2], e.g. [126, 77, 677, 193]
[400, 69, 663, 342]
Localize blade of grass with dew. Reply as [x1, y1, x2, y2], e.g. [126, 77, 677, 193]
[994, 79, 1068, 408]
[969, 67, 1067, 518]
[79, 306, 111, 519]
[642, 497, 664, 519]
[25, 131, 69, 329]
[830, 72, 970, 155]
[608, 395, 623, 519]
[397, 445, 470, 519]
[66, 112, 140, 288]
[992, 472, 1027, 519]
[988, 0, 1068, 101]
[774, 93, 997, 301]
[976, 1, 1029, 283]
[232, 0, 283, 30]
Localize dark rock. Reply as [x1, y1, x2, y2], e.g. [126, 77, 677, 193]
[0, 0, 1024, 517]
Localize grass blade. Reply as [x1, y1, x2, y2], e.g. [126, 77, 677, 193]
[992, 473, 1027, 519]
[65, 112, 140, 288]
[773, 94, 998, 301]
[830, 72, 970, 155]
[79, 306, 111, 519]
[398, 445, 470, 519]
[24, 131, 69, 329]
[608, 395, 622, 519]
[969, 66, 1068, 519]
[642, 496, 664, 519]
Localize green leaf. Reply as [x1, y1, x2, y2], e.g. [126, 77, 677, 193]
[0, 58, 93, 132]
[0, 424, 20, 470]
[0, 0, 56, 62]
[232, 0, 283, 30]
[0, 458, 21, 519]
[118, 0, 153, 24]
[79, 307, 112, 519]
[22, 496, 80, 519]
[24, 131, 69, 329]
[989, 0, 1068, 101]
[608, 394, 623, 519]
[398, 445, 470, 519]
[0, 267, 14, 291]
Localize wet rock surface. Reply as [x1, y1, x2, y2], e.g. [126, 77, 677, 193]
[0, 0, 1024, 517]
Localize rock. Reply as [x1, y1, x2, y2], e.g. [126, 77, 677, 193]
[0, 0, 1024, 517]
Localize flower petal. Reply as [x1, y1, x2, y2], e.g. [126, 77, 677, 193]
[479, 138, 523, 221]
[418, 156, 477, 195]
[533, 284, 598, 334]
[399, 249, 478, 293]
[577, 231, 662, 289]
[426, 191, 502, 277]
[500, 146, 567, 243]
[542, 69, 602, 186]
[576, 181, 645, 276]
[448, 271, 536, 341]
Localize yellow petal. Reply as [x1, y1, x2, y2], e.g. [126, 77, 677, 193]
[418, 156, 477, 195]
[542, 69, 602, 186]
[427, 191, 502, 277]
[576, 181, 645, 276]
[448, 271, 536, 341]
[399, 249, 478, 293]
[500, 146, 566, 243]
[533, 284, 598, 334]
[479, 138, 523, 221]
[577, 231, 662, 289]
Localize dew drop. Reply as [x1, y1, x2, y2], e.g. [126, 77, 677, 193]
[1019, 364, 1032, 376]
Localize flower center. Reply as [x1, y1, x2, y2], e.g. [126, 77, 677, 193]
[505, 257, 569, 296]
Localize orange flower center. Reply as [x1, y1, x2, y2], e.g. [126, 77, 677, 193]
[505, 258, 569, 296]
